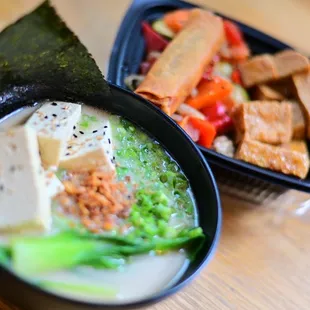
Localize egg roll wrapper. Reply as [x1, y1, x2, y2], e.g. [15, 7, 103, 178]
[135, 9, 225, 115]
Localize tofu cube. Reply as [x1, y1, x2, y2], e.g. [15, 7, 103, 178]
[60, 112, 115, 172]
[233, 101, 292, 145]
[26, 101, 81, 167]
[0, 126, 51, 231]
[290, 100, 306, 139]
[44, 169, 64, 198]
[293, 72, 310, 139]
[253, 84, 285, 101]
[238, 54, 277, 88]
[235, 139, 309, 179]
[274, 50, 309, 79]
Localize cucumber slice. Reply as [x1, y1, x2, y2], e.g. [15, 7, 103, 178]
[213, 62, 233, 79]
[152, 19, 175, 39]
[231, 84, 250, 104]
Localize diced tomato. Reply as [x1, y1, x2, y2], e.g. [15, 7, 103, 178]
[141, 22, 169, 53]
[211, 114, 234, 135]
[163, 9, 191, 33]
[187, 76, 233, 110]
[190, 117, 216, 148]
[223, 20, 244, 46]
[231, 69, 242, 85]
[201, 101, 227, 121]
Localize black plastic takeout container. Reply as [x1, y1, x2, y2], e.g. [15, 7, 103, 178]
[0, 84, 221, 310]
[107, 0, 310, 202]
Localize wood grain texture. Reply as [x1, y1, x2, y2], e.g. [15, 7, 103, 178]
[0, 0, 310, 309]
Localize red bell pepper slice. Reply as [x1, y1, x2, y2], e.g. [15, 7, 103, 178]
[190, 117, 216, 148]
[201, 101, 227, 121]
[141, 22, 169, 53]
[223, 20, 244, 46]
[201, 101, 234, 135]
[178, 116, 200, 142]
[211, 114, 234, 135]
[187, 76, 233, 110]
[231, 69, 242, 85]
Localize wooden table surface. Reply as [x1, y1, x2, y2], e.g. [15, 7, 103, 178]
[1, 0, 310, 309]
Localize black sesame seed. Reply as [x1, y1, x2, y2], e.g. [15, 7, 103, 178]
[65, 153, 70, 156]
[44, 116, 48, 119]
[56, 124, 61, 127]
[73, 134, 78, 138]
[52, 114, 57, 117]
[104, 126, 108, 128]
[79, 131, 84, 135]
[108, 138, 111, 144]
[113, 156, 115, 160]
[73, 126, 76, 130]
[67, 146, 72, 149]
[111, 159, 114, 164]
[51, 102, 57, 106]
[88, 144, 93, 147]
[103, 131, 106, 136]
[92, 130, 98, 133]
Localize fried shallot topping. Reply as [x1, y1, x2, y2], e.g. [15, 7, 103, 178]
[56, 170, 134, 232]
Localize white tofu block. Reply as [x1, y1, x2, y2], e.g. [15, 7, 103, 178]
[44, 170, 64, 198]
[0, 126, 51, 232]
[26, 101, 81, 167]
[59, 112, 115, 172]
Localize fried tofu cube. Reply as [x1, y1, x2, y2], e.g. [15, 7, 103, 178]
[239, 54, 277, 88]
[274, 50, 310, 79]
[289, 101, 306, 139]
[235, 139, 309, 179]
[282, 140, 308, 154]
[253, 84, 285, 101]
[293, 71, 310, 138]
[233, 101, 292, 144]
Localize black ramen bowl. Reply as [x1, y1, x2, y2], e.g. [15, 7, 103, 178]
[0, 83, 221, 310]
[107, 0, 310, 203]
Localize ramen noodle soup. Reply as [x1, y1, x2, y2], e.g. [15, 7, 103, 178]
[0, 101, 204, 304]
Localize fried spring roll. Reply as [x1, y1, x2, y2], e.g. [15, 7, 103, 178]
[135, 9, 225, 116]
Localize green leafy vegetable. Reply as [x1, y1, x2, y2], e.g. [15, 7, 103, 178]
[0, 245, 11, 266]
[10, 229, 204, 275]
[79, 114, 99, 129]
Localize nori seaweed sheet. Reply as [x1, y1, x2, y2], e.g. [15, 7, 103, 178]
[0, 0, 111, 114]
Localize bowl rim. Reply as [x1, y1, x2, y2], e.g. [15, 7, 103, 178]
[0, 83, 222, 309]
